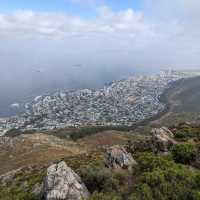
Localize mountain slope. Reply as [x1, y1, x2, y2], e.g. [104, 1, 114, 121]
[151, 76, 200, 126]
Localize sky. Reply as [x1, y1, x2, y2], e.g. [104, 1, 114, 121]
[0, 0, 199, 71]
[0, 0, 200, 115]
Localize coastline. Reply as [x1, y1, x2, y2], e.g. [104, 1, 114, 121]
[2, 74, 198, 136]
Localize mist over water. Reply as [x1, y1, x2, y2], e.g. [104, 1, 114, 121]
[0, 64, 150, 117]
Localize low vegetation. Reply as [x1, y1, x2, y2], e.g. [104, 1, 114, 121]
[0, 186, 37, 200]
[84, 152, 200, 200]
[5, 129, 36, 137]
[78, 161, 120, 193]
[130, 152, 200, 200]
[3, 122, 200, 200]
[45, 125, 135, 141]
[172, 124, 200, 141]
[171, 143, 197, 164]
[4, 125, 135, 140]
[0, 167, 45, 200]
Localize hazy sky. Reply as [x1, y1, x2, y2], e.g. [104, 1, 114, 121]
[0, 0, 200, 113]
[1, 1, 200, 74]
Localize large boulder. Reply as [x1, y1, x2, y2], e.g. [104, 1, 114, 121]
[106, 145, 137, 170]
[151, 127, 177, 154]
[42, 161, 90, 200]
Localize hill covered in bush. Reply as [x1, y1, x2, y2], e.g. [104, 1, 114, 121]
[1, 122, 200, 199]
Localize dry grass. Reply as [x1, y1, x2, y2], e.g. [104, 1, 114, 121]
[78, 130, 134, 148]
[0, 133, 86, 175]
[0, 129, 147, 175]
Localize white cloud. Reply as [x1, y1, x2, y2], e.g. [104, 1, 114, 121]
[0, 7, 154, 42]
[1, 1, 200, 72]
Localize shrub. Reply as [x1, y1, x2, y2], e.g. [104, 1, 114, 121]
[5, 128, 23, 137]
[173, 126, 200, 141]
[78, 162, 119, 193]
[128, 184, 154, 200]
[87, 192, 122, 200]
[135, 152, 173, 173]
[126, 139, 152, 154]
[174, 130, 189, 140]
[171, 144, 197, 164]
[0, 186, 38, 200]
[130, 152, 200, 200]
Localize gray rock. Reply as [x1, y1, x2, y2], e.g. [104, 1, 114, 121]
[42, 161, 90, 200]
[151, 127, 177, 154]
[106, 145, 137, 170]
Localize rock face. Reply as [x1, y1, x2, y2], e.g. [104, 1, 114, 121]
[106, 145, 137, 170]
[151, 127, 177, 154]
[42, 161, 90, 200]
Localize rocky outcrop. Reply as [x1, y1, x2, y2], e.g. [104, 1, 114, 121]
[42, 161, 90, 200]
[106, 145, 137, 170]
[151, 127, 177, 154]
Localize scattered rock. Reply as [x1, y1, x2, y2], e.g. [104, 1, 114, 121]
[151, 127, 177, 154]
[42, 161, 90, 200]
[106, 145, 137, 170]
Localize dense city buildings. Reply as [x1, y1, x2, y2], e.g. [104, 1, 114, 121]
[1, 70, 200, 135]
